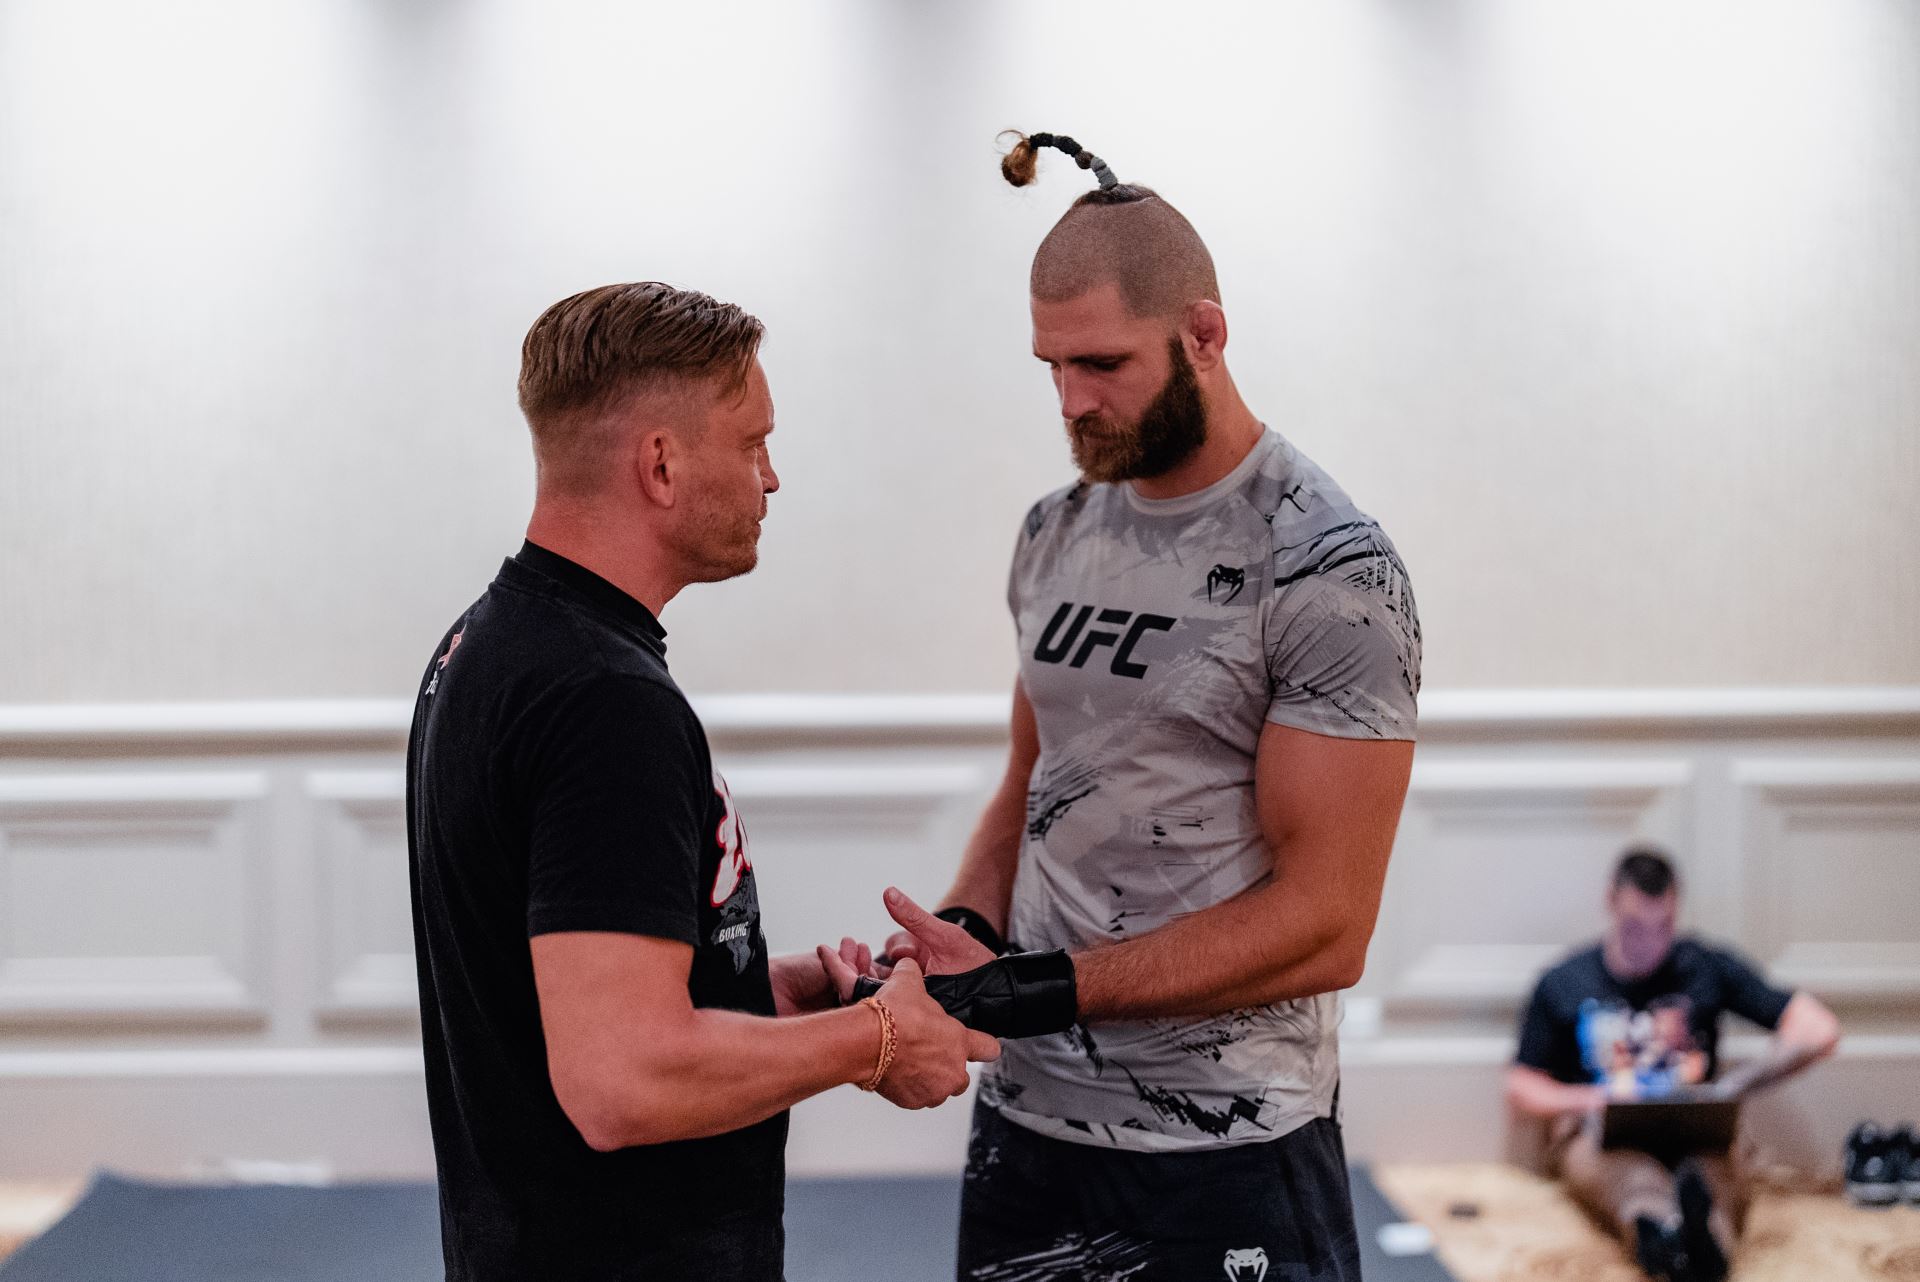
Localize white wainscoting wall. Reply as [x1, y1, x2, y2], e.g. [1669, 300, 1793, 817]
[1, 690, 1916, 1181]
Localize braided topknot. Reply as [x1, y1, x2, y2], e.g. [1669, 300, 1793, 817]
[998, 130, 1120, 192]
[1001, 130, 1219, 317]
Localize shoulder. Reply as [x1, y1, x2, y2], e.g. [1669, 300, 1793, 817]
[1673, 936, 1758, 978]
[1538, 945, 1607, 999]
[1018, 478, 1096, 544]
[1268, 476, 1414, 600]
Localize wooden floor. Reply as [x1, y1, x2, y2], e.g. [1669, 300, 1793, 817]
[1377, 1163, 1920, 1282]
[3, 1167, 1917, 1278]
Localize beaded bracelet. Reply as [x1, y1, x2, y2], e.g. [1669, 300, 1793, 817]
[857, 996, 897, 1092]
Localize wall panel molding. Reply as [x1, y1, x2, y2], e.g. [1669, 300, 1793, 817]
[0, 693, 1915, 1177]
[0, 771, 271, 1023]
[1732, 758, 1920, 1004]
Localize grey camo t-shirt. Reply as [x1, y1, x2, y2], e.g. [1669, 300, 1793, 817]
[984, 427, 1421, 1152]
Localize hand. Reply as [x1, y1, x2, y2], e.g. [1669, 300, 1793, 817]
[853, 957, 1000, 1109]
[816, 937, 887, 1006]
[878, 887, 998, 977]
[768, 952, 836, 1017]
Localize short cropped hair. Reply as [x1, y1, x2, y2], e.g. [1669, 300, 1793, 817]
[517, 282, 763, 494]
[1612, 846, 1679, 898]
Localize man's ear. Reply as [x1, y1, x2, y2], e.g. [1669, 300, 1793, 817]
[1185, 300, 1229, 370]
[634, 429, 678, 509]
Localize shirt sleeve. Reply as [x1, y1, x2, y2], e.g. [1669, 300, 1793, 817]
[521, 674, 711, 944]
[1514, 974, 1565, 1075]
[1712, 945, 1795, 1031]
[1264, 528, 1422, 740]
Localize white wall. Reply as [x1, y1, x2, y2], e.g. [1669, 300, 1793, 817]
[1, 692, 1916, 1179]
[3, 0, 1917, 704]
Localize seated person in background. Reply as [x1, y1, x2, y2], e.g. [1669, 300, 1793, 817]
[1506, 847, 1840, 1282]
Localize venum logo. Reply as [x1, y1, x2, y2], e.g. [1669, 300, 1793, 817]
[1223, 1247, 1269, 1282]
[1034, 602, 1176, 679]
[1207, 564, 1246, 604]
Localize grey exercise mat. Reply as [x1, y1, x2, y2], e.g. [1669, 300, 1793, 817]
[1351, 1163, 1459, 1281]
[3, 1166, 1450, 1281]
[0, 1172, 443, 1281]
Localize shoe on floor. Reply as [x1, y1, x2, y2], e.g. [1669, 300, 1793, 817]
[1891, 1122, 1920, 1205]
[1635, 1212, 1696, 1282]
[1847, 1122, 1902, 1207]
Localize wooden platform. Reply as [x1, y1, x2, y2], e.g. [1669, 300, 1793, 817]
[1376, 1163, 1920, 1282]
[4, 1167, 1918, 1278]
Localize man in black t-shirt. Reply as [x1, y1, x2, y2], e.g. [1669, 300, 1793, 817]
[1506, 848, 1840, 1282]
[407, 283, 999, 1281]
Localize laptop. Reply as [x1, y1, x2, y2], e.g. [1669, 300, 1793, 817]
[1600, 1094, 1741, 1155]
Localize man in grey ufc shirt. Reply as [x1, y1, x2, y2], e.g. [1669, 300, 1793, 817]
[880, 134, 1420, 1281]
[993, 424, 1418, 1153]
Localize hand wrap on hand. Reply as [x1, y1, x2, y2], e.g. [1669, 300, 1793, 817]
[851, 951, 1077, 1039]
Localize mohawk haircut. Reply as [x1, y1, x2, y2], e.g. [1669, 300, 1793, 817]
[1000, 130, 1220, 319]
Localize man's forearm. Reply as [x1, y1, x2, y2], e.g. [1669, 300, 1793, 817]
[1073, 878, 1365, 1022]
[941, 777, 1026, 934]
[1506, 1066, 1604, 1119]
[573, 1005, 878, 1150]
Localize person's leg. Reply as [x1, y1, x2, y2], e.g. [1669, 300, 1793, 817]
[1079, 1115, 1360, 1282]
[1552, 1120, 1679, 1248]
[1670, 1153, 1741, 1282]
[1687, 1152, 1746, 1240]
[956, 1103, 1105, 1281]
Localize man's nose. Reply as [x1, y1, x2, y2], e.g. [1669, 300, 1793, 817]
[1057, 371, 1101, 423]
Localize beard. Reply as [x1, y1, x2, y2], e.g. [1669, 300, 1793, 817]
[672, 471, 764, 584]
[1067, 337, 1208, 483]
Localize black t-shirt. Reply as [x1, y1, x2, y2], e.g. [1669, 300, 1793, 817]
[1514, 938, 1794, 1096]
[406, 542, 784, 1281]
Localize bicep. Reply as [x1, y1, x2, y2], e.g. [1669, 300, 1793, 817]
[1254, 721, 1413, 881]
[531, 931, 696, 1129]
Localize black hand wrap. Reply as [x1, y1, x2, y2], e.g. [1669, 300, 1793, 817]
[851, 951, 1078, 1039]
[933, 906, 1007, 957]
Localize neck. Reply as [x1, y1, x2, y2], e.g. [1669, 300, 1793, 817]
[1128, 378, 1264, 501]
[1601, 935, 1661, 983]
[524, 500, 682, 617]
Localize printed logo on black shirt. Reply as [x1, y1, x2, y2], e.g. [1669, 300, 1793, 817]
[709, 769, 759, 975]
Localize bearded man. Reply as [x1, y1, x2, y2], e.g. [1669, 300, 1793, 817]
[871, 133, 1425, 1281]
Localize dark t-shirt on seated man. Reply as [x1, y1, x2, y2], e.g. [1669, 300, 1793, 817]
[407, 541, 783, 1280]
[1515, 939, 1794, 1099]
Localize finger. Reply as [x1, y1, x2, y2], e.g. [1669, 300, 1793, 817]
[855, 942, 873, 976]
[873, 959, 895, 980]
[885, 956, 925, 990]
[887, 937, 923, 964]
[965, 1032, 1002, 1063]
[883, 886, 935, 932]
[838, 938, 863, 972]
[816, 944, 858, 1002]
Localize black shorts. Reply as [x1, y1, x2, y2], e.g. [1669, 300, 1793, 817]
[958, 1100, 1360, 1282]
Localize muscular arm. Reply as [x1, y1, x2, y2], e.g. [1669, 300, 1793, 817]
[532, 932, 881, 1150]
[1072, 723, 1414, 1021]
[937, 682, 1039, 935]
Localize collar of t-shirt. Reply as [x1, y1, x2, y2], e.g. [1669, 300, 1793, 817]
[504, 540, 668, 655]
[1122, 426, 1282, 517]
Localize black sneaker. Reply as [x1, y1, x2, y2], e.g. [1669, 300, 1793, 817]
[1675, 1162, 1729, 1282]
[1635, 1213, 1695, 1282]
[1894, 1122, 1920, 1204]
[1845, 1122, 1900, 1207]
